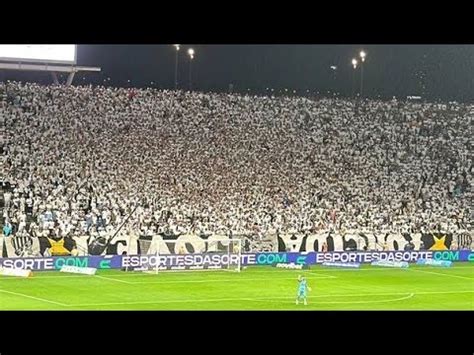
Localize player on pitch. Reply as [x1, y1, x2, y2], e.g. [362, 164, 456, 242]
[296, 275, 312, 305]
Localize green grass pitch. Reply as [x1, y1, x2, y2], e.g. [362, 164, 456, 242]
[0, 264, 472, 310]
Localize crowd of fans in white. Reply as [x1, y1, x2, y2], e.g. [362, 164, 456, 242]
[1, 81, 472, 251]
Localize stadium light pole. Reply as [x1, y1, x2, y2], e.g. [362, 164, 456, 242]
[173, 44, 180, 90]
[352, 58, 358, 98]
[188, 48, 195, 91]
[330, 65, 337, 95]
[359, 50, 366, 97]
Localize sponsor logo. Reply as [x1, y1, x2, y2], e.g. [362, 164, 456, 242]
[371, 260, 409, 268]
[322, 262, 361, 268]
[433, 250, 474, 262]
[256, 253, 288, 265]
[60, 265, 97, 275]
[315, 251, 433, 264]
[122, 253, 241, 269]
[275, 263, 303, 269]
[0, 255, 122, 271]
[417, 259, 452, 267]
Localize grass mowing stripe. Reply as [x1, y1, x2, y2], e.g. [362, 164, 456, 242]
[0, 269, 334, 281]
[94, 275, 134, 284]
[0, 265, 470, 282]
[0, 274, 334, 284]
[410, 269, 474, 280]
[67, 289, 474, 307]
[0, 289, 68, 306]
[254, 293, 415, 304]
[128, 275, 335, 284]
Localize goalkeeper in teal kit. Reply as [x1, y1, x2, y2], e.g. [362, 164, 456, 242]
[296, 275, 311, 305]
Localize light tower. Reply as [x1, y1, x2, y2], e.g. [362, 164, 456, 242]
[188, 48, 195, 90]
[352, 58, 358, 97]
[173, 44, 180, 90]
[359, 50, 366, 97]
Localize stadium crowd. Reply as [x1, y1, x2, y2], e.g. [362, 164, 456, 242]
[1, 81, 473, 250]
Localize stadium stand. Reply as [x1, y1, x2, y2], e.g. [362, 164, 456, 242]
[1, 81, 472, 254]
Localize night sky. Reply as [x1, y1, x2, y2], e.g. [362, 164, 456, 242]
[2, 45, 474, 102]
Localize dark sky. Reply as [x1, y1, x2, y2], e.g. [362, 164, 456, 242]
[3, 45, 474, 101]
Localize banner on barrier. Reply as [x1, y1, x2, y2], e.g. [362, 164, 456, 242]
[416, 259, 452, 267]
[432, 250, 473, 262]
[2, 231, 470, 258]
[315, 251, 434, 264]
[122, 253, 241, 271]
[0, 250, 472, 271]
[277, 231, 471, 252]
[60, 265, 97, 275]
[322, 262, 361, 268]
[274, 263, 306, 269]
[0, 267, 33, 277]
[0, 255, 122, 271]
[371, 260, 409, 268]
[247, 252, 315, 266]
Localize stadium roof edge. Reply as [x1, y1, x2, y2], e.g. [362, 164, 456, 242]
[0, 61, 101, 86]
[0, 62, 101, 73]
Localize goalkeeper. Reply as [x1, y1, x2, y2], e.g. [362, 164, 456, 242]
[296, 275, 311, 305]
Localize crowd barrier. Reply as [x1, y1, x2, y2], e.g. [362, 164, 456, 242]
[0, 250, 472, 271]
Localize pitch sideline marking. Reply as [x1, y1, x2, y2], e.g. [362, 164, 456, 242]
[0, 289, 67, 307]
